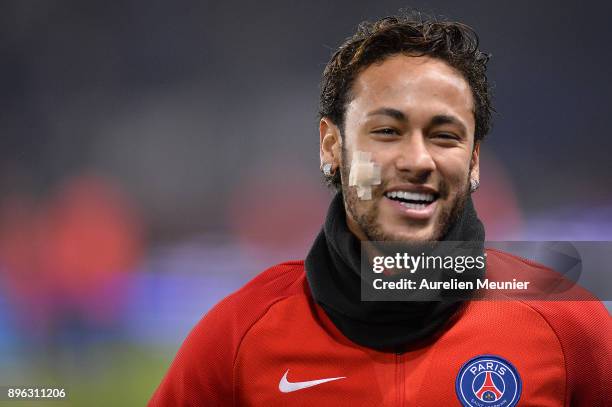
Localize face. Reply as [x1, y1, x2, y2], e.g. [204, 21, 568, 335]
[320, 55, 480, 241]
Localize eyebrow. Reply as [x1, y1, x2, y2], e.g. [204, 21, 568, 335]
[366, 107, 407, 121]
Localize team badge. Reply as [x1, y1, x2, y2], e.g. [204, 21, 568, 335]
[455, 355, 521, 407]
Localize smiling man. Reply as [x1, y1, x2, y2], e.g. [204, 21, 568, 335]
[321, 54, 480, 242]
[150, 13, 611, 407]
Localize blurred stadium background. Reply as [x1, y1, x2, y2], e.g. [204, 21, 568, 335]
[1, 0, 611, 405]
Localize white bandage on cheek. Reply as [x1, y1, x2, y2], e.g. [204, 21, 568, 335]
[348, 151, 382, 200]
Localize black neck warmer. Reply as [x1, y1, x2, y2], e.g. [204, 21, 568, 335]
[305, 192, 485, 352]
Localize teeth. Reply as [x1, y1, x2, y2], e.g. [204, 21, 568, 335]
[399, 202, 427, 210]
[386, 191, 435, 202]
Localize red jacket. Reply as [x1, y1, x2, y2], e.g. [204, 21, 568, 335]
[149, 249, 611, 406]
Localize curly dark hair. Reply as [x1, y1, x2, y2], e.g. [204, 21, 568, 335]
[319, 12, 493, 189]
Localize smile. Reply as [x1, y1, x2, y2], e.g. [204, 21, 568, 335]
[385, 190, 436, 208]
[384, 190, 439, 219]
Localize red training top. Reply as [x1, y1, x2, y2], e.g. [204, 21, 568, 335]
[149, 249, 612, 406]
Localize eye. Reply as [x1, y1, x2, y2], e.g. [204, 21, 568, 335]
[432, 133, 461, 142]
[434, 133, 459, 140]
[372, 128, 399, 136]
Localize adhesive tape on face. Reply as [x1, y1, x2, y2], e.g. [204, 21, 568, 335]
[348, 151, 381, 200]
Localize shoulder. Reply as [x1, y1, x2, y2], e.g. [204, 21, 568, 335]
[219, 260, 307, 311]
[485, 248, 609, 335]
[191, 260, 308, 346]
[148, 261, 308, 406]
[485, 249, 612, 404]
[521, 296, 611, 403]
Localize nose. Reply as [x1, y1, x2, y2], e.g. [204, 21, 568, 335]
[394, 133, 436, 179]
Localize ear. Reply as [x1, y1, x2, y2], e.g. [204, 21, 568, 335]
[319, 117, 342, 170]
[469, 141, 480, 182]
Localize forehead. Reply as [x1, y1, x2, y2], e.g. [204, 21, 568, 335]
[347, 54, 475, 127]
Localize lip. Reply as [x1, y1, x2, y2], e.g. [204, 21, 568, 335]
[383, 195, 438, 220]
[384, 184, 439, 196]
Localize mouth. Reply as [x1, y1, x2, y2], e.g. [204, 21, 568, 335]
[383, 188, 439, 220]
[384, 189, 438, 208]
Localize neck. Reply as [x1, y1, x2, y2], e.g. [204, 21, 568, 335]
[304, 192, 485, 351]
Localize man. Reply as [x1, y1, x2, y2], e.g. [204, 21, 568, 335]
[149, 13, 611, 406]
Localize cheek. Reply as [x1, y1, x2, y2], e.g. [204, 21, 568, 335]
[433, 151, 472, 185]
[343, 139, 391, 174]
[346, 131, 377, 152]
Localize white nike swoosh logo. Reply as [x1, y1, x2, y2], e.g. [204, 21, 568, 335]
[278, 369, 346, 393]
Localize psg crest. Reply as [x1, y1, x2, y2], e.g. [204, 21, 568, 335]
[455, 355, 522, 407]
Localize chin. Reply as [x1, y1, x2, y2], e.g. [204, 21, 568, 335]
[378, 222, 438, 242]
[390, 229, 436, 242]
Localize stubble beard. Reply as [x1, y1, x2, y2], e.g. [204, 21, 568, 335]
[340, 147, 470, 242]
